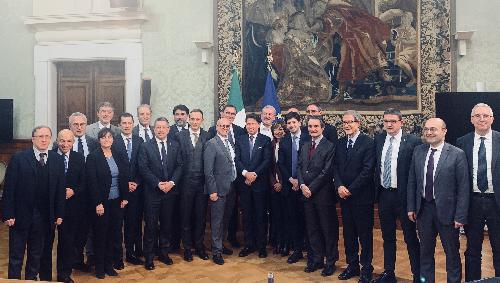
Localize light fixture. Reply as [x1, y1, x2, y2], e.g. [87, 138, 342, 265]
[454, 31, 475, 56]
[193, 41, 213, 64]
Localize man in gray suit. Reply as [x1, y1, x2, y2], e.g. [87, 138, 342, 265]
[407, 118, 469, 283]
[204, 118, 237, 265]
[86, 101, 120, 139]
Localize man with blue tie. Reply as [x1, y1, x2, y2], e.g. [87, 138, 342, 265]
[373, 108, 421, 283]
[235, 114, 272, 258]
[457, 103, 500, 281]
[407, 118, 469, 283]
[139, 117, 183, 270]
[112, 113, 144, 268]
[133, 104, 154, 143]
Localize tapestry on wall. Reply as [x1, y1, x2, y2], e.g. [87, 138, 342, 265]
[217, 0, 451, 133]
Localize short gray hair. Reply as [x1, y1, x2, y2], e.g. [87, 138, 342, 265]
[97, 101, 114, 112]
[471, 103, 494, 117]
[262, 105, 276, 114]
[343, 110, 362, 122]
[137, 104, 152, 114]
[68, 112, 87, 123]
[32, 125, 52, 137]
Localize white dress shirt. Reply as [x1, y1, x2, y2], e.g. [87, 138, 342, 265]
[189, 128, 201, 147]
[121, 133, 132, 149]
[155, 137, 168, 159]
[347, 131, 361, 147]
[73, 135, 90, 158]
[472, 131, 494, 193]
[423, 142, 445, 198]
[380, 130, 402, 188]
[98, 121, 110, 129]
[291, 130, 302, 149]
[33, 146, 49, 163]
[138, 124, 153, 142]
[260, 123, 273, 140]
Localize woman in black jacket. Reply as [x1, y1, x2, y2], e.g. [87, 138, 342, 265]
[86, 128, 129, 279]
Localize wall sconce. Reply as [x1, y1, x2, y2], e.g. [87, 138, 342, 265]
[193, 41, 213, 64]
[454, 31, 475, 56]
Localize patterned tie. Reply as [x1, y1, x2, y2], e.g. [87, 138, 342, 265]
[161, 141, 168, 180]
[291, 135, 298, 178]
[382, 137, 394, 188]
[144, 128, 151, 142]
[78, 137, 84, 155]
[346, 139, 353, 159]
[308, 140, 316, 160]
[224, 138, 236, 181]
[228, 129, 234, 144]
[425, 148, 437, 202]
[249, 135, 254, 159]
[126, 138, 132, 161]
[193, 133, 199, 147]
[39, 152, 46, 166]
[478, 137, 488, 192]
[61, 154, 68, 174]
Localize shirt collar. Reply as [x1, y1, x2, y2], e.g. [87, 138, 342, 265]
[292, 130, 301, 139]
[348, 131, 360, 143]
[312, 135, 323, 145]
[217, 133, 228, 141]
[139, 124, 150, 131]
[155, 137, 167, 143]
[474, 130, 492, 140]
[430, 141, 445, 151]
[260, 123, 272, 131]
[57, 149, 70, 158]
[386, 129, 402, 142]
[121, 133, 132, 140]
[33, 146, 48, 158]
[98, 121, 110, 129]
[189, 128, 200, 135]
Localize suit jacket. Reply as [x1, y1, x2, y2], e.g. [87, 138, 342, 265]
[302, 123, 337, 145]
[374, 132, 422, 203]
[169, 124, 189, 138]
[138, 138, 183, 196]
[174, 129, 209, 189]
[456, 130, 500, 207]
[407, 142, 470, 225]
[278, 131, 311, 196]
[51, 134, 99, 157]
[235, 133, 272, 192]
[2, 149, 66, 229]
[297, 138, 336, 204]
[132, 124, 154, 141]
[334, 133, 375, 206]
[86, 147, 129, 208]
[111, 134, 143, 184]
[269, 140, 282, 190]
[204, 135, 236, 196]
[207, 123, 246, 142]
[86, 122, 120, 140]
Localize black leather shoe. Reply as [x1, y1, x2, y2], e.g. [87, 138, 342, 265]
[222, 246, 233, 255]
[338, 264, 360, 280]
[239, 247, 255, 257]
[113, 261, 124, 270]
[105, 267, 118, 276]
[213, 254, 224, 265]
[73, 262, 91, 273]
[135, 249, 144, 258]
[95, 270, 105, 279]
[195, 249, 209, 260]
[372, 270, 396, 283]
[304, 262, 325, 273]
[280, 246, 290, 257]
[287, 251, 303, 264]
[184, 249, 193, 262]
[126, 254, 144, 265]
[359, 272, 372, 283]
[273, 246, 280, 254]
[144, 261, 155, 270]
[229, 239, 241, 248]
[258, 249, 267, 258]
[159, 254, 173, 265]
[57, 276, 75, 283]
[321, 265, 336, 277]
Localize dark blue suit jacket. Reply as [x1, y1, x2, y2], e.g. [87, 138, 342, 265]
[235, 133, 272, 192]
[112, 134, 143, 185]
[278, 131, 311, 196]
[2, 148, 66, 229]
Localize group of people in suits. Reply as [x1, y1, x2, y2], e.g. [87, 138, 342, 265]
[2, 100, 499, 283]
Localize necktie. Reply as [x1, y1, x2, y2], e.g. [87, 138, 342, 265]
[228, 129, 234, 144]
[382, 137, 394, 188]
[126, 138, 132, 161]
[224, 138, 236, 181]
[161, 141, 168, 180]
[144, 128, 151, 142]
[291, 135, 298, 178]
[249, 135, 254, 159]
[39, 152, 47, 166]
[346, 139, 353, 159]
[78, 137, 84, 155]
[308, 140, 316, 160]
[425, 148, 437, 202]
[193, 133, 199, 147]
[62, 154, 68, 174]
[478, 137, 488, 192]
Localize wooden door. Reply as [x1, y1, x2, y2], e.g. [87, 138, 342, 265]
[57, 61, 125, 132]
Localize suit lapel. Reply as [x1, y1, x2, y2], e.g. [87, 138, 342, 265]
[25, 148, 38, 174]
[492, 131, 500, 172]
[396, 133, 408, 168]
[149, 139, 163, 166]
[308, 138, 326, 166]
[434, 143, 450, 181]
[216, 136, 232, 162]
[377, 133, 386, 169]
[463, 134, 474, 176]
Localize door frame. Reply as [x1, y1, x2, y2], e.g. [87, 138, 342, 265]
[34, 42, 142, 131]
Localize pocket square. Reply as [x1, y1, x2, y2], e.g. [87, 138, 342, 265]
[258, 146, 262, 149]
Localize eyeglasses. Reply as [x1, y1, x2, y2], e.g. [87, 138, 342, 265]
[33, 135, 51, 139]
[218, 124, 230, 129]
[342, 120, 358, 125]
[383, 119, 401, 124]
[472, 114, 493, 119]
[71, 123, 87, 127]
[423, 127, 444, 133]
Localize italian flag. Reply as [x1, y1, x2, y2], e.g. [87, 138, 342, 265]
[228, 64, 246, 127]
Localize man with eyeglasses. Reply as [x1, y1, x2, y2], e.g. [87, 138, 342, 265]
[407, 118, 469, 283]
[333, 110, 375, 283]
[456, 103, 500, 281]
[2, 126, 65, 280]
[372, 108, 421, 283]
[302, 104, 338, 145]
[86, 102, 120, 139]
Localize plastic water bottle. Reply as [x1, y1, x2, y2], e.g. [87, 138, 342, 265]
[268, 272, 274, 283]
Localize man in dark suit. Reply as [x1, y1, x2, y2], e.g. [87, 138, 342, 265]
[298, 117, 338, 277]
[278, 112, 310, 263]
[174, 109, 210, 262]
[407, 118, 469, 283]
[67, 112, 99, 272]
[86, 101, 120, 139]
[208, 104, 246, 248]
[334, 110, 375, 283]
[302, 103, 338, 145]
[112, 112, 144, 268]
[456, 103, 500, 281]
[139, 117, 183, 270]
[204, 118, 238, 265]
[133, 104, 154, 143]
[372, 108, 421, 283]
[170, 104, 190, 135]
[235, 114, 272, 258]
[39, 129, 86, 283]
[2, 126, 65, 280]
